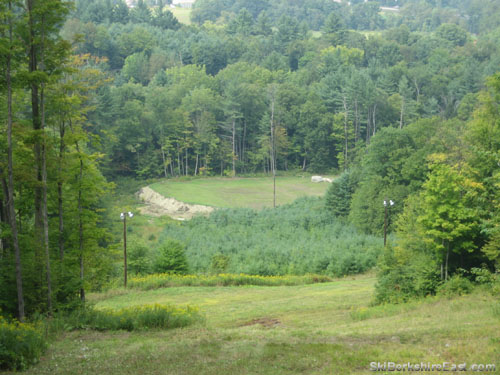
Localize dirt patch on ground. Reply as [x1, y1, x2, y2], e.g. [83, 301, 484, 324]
[136, 186, 214, 220]
[241, 318, 281, 328]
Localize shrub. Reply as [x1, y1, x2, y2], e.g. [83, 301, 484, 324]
[0, 316, 46, 371]
[128, 239, 153, 275]
[154, 240, 189, 274]
[325, 170, 355, 217]
[492, 277, 500, 296]
[470, 267, 496, 285]
[210, 253, 230, 274]
[65, 304, 200, 331]
[375, 246, 440, 304]
[437, 275, 474, 298]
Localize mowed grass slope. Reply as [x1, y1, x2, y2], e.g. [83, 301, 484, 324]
[17, 275, 499, 375]
[170, 7, 192, 25]
[150, 176, 331, 209]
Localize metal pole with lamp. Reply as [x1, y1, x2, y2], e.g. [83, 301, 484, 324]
[121, 211, 133, 287]
[383, 199, 394, 247]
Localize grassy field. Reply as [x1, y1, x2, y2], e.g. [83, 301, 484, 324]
[170, 7, 192, 25]
[15, 275, 499, 375]
[150, 176, 332, 209]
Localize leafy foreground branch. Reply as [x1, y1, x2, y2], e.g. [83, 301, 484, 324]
[128, 273, 333, 290]
[0, 316, 46, 371]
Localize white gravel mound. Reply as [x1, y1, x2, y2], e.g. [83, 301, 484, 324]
[136, 186, 214, 219]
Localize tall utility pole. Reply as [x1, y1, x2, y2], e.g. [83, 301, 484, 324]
[269, 85, 277, 208]
[383, 199, 394, 246]
[343, 96, 349, 171]
[232, 119, 236, 177]
[121, 212, 133, 287]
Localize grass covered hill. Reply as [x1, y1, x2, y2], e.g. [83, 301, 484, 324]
[170, 7, 192, 25]
[149, 176, 332, 209]
[15, 275, 499, 375]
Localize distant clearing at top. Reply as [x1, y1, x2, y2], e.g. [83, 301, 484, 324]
[149, 176, 332, 209]
[170, 7, 192, 25]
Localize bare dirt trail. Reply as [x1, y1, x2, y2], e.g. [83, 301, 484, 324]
[136, 186, 214, 220]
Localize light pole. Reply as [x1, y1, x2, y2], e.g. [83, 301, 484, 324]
[121, 211, 133, 287]
[383, 199, 394, 247]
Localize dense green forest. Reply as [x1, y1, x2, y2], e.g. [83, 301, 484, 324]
[70, 0, 500, 177]
[1, 0, 499, 341]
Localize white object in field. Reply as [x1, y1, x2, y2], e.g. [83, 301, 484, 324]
[311, 176, 333, 183]
[172, 0, 195, 8]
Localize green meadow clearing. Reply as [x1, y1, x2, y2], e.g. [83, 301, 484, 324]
[150, 176, 332, 209]
[170, 7, 192, 25]
[14, 275, 499, 375]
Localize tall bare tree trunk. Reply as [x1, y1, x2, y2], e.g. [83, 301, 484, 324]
[5, 0, 25, 320]
[28, 0, 44, 302]
[354, 99, 359, 143]
[270, 89, 276, 208]
[78, 156, 85, 302]
[445, 242, 450, 281]
[58, 121, 65, 262]
[41, 112, 52, 314]
[18, 186, 22, 234]
[365, 109, 370, 144]
[1, 179, 10, 253]
[162, 151, 168, 178]
[242, 120, 247, 173]
[70, 121, 86, 302]
[0, 198, 4, 258]
[413, 78, 420, 103]
[160, 146, 167, 178]
[232, 119, 236, 177]
[343, 96, 349, 170]
[40, 15, 53, 314]
[440, 239, 444, 280]
[177, 145, 181, 176]
[399, 96, 405, 129]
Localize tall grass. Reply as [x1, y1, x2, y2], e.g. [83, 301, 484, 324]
[62, 304, 201, 331]
[493, 303, 500, 318]
[128, 273, 333, 290]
